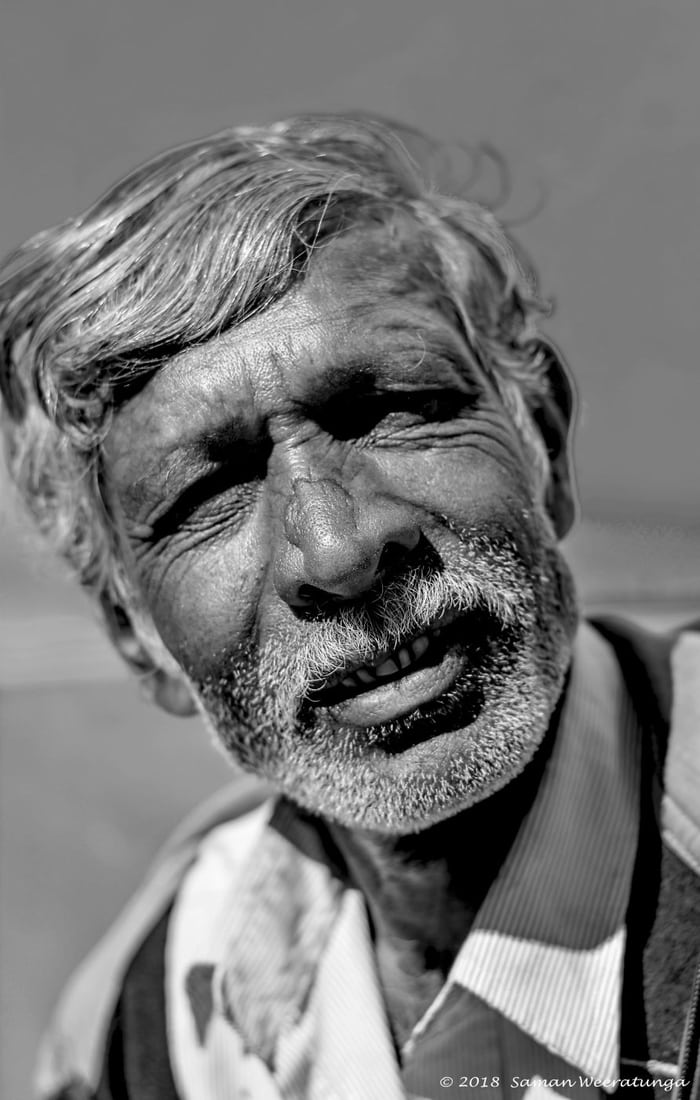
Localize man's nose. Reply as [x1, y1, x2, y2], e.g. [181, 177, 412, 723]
[274, 476, 421, 610]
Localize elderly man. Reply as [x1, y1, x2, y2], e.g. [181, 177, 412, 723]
[1, 115, 698, 1100]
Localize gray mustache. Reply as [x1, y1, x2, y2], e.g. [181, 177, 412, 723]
[286, 558, 526, 695]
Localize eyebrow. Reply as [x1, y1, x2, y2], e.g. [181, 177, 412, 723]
[112, 416, 254, 515]
[142, 421, 257, 482]
[316, 328, 480, 394]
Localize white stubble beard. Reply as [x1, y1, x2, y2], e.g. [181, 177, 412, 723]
[192, 512, 579, 833]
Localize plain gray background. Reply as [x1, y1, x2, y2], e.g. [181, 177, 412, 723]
[1, 2, 699, 1096]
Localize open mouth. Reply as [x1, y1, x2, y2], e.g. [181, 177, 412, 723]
[312, 625, 442, 706]
[307, 610, 488, 717]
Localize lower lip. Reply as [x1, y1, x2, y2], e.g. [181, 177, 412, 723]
[325, 640, 465, 728]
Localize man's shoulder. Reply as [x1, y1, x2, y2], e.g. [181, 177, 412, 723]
[588, 613, 697, 762]
[36, 776, 273, 1100]
[590, 614, 700, 1069]
[589, 613, 699, 865]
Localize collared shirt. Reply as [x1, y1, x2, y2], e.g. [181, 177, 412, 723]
[164, 623, 662, 1100]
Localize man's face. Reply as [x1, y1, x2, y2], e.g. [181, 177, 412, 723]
[105, 225, 578, 833]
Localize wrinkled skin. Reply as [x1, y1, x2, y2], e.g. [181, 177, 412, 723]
[106, 226, 578, 836]
[105, 225, 580, 1041]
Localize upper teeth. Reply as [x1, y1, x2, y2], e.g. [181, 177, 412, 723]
[340, 632, 431, 689]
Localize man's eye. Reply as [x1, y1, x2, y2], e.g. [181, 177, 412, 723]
[326, 389, 470, 440]
[400, 392, 460, 422]
[149, 457, 264, 538]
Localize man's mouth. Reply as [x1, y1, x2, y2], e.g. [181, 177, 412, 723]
[328, 628, 434, 695]
[307, 612, 487, 729]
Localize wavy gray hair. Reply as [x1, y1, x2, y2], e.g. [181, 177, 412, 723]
[0, 113, 555, 628]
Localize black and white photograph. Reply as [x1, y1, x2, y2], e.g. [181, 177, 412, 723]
[1, 3, 699, 1098]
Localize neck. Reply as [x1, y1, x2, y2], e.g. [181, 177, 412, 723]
[332, 728, 554, 958]
[326, 720, 557, 1045]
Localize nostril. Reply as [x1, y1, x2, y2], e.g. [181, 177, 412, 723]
[288, 584, 344, 620]
[283, 582, 327, 613]
[296, 583, 324, 608]
[376, 538, 417, 580]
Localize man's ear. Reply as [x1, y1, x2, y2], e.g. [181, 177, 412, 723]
[99, 596, 198, 717]
[529, 339, 580, 540]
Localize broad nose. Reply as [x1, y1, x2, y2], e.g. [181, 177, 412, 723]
[274, 476, 420, 610]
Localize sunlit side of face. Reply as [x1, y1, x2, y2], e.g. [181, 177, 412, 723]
[105, 224, 578, 834]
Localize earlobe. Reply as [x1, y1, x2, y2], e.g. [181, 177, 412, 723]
[530, 339, 580, 540]
[544, 455, 578, 541]
[149, 670, 199, 717]
[99, 595, 198, 717]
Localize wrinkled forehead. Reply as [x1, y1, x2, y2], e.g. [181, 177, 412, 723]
[104, 222, 473, 468]
[135, 221, 464, 400]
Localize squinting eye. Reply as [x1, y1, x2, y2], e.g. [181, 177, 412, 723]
[412, 393, 459, 421]
[322, 389, 470, 441]
[147, 451, 267, 538]
[377, 389, 473, 429]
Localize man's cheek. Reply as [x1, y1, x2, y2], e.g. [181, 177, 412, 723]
[377, 446, 534, 525]
[142, 536, 268, 679]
